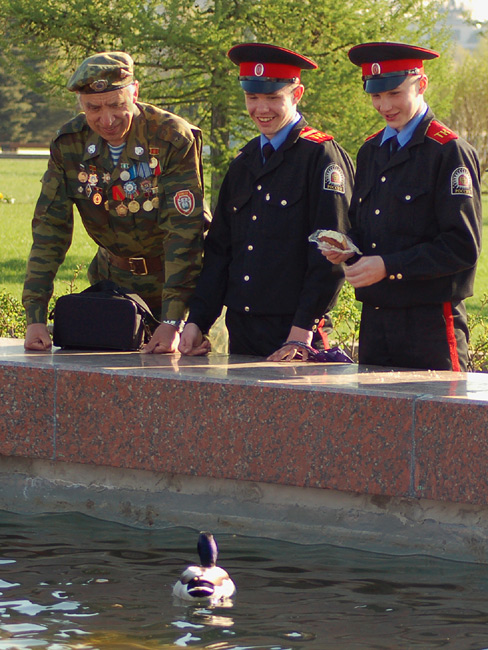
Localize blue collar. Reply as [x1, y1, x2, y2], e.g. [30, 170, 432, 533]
[260, 112, 301, 157]
[380, 104, 428, 149]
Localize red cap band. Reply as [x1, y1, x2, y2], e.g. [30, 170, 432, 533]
[239, 61, 301, 79]
[361, 58, 424, 77]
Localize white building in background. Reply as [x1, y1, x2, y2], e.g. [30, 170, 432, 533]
[446, 0, 483, 51]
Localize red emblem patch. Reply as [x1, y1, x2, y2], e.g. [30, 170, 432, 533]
[174, 190, 195, 216]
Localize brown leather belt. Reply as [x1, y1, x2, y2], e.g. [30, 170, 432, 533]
[106, 252, 163, 276]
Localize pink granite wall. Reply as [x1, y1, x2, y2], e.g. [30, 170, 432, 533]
[1, 355, 487, 505]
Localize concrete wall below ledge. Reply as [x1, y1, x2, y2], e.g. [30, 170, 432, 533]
[1, 338, 488, 561]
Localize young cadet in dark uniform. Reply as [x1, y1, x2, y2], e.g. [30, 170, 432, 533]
[323, 42, 482, 371]
[179, 43, 354, 360]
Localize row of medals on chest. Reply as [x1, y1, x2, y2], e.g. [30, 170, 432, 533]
[77, 156, 160, 217]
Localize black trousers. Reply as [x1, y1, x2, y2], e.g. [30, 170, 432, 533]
[358, 301, 469, 371]
[225, 309, 331, 357]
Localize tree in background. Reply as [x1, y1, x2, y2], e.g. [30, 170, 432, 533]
[0, 0, 452, 204]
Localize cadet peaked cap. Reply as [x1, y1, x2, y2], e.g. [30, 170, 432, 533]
[228, 42, 317, 93]
[348, 42, 439, 93]
[67, 51, 135, 93]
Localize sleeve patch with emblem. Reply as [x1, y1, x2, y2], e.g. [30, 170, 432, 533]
[451, 167, 473, 197]
[174, 189, 195, 215]
[323, 163, 346, 194]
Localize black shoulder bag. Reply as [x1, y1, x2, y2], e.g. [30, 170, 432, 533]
[52, 280, 160, 351]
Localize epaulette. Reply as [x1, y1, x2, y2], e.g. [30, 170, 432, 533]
[299, 126, 334, 143]
[54, 114, 87, 140]
[365, 129, 383, 142]
[426, 120, 458, 144]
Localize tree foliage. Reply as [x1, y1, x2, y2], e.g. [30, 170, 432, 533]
[449, 36, 488, 174]
[0, 0, 453, 203]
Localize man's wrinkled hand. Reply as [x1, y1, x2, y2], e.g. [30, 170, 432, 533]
[24, 323, 52, 351]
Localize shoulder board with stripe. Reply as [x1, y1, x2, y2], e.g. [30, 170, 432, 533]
[426, 120, 458, 144]
[299, 126, 334, 143]
[365, 129, 383, 142]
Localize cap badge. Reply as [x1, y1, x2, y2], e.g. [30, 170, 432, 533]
[254, 63, 264, 77]
[89, 79, 109, 92]
[371, 62, 381, 76]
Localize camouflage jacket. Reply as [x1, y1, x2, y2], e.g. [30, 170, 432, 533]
[23, 102, 206, 325]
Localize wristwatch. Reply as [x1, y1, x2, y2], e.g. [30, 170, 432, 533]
[162, 319, 185, 333]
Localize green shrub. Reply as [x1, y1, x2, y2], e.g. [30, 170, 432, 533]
[0, 290, 26, 338]
[330, 283, 361, 362]
[1, 278, 487, 373]
[468, 293, 488, 372]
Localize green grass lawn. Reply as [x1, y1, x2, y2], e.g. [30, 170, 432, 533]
[0, 158, 97, 301]
[1, 157, 487, 314]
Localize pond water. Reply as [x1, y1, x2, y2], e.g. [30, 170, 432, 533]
[1, 510, 488, 650]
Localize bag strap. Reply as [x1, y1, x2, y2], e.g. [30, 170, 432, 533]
[81, 281, 161, 331]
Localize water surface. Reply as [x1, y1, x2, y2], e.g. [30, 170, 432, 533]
[1, 511, 488, 649]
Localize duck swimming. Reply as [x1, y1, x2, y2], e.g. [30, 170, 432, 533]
[173, 531, 236, 603]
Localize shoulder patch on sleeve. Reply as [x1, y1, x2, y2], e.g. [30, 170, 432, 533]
[365, 129, 383, 142]
[323, 163, 346, 194]
[300, 126, 334, 143]
[426, 120, 459, 145]
[451, 167, 473, 197]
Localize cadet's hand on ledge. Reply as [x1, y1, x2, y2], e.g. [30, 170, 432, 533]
[24, 323, 52, 351]
[267, 326, 313, 362]
[142, 322, 180, 354]
[178, 323, 211, 356]
[344, 255, 387, 288]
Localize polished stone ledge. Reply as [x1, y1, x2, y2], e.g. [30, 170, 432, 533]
[1, 337, 488, 508]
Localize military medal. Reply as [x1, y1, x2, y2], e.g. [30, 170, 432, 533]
[128, 200, 140, 213]
[78, 171, 88, 183]
[152, 196, 159, 209]
[143, 198, 153, 211]
[123, 180, 137, 195]
[116, 203, 128, 216]
[149, 148, 160, 169]
[102, 172, 111, 184]
[92, 191, 103, 205]
[120, 163, 130, 181]
[88, 173, 98, 185]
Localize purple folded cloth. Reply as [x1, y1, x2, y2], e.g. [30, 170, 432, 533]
[285, 341, 353, 363]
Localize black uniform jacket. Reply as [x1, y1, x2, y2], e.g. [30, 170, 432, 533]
[349, 109, 482, 308]
[189, 117, 355, 334]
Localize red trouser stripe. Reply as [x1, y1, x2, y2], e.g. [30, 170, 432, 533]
[317, 318, 330, 349]
[443, 302, 460, 372]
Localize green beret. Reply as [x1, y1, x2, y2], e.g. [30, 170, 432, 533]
[67, 51, 134, 93]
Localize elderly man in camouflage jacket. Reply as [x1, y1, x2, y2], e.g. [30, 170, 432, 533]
[23, 51, 207, 353]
